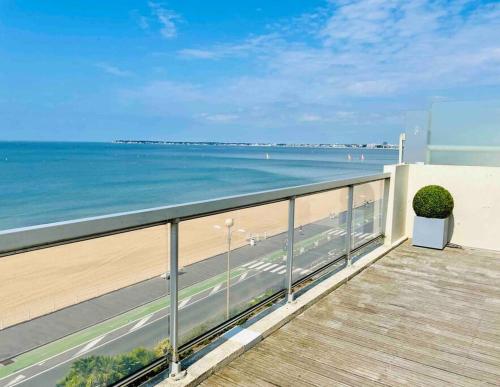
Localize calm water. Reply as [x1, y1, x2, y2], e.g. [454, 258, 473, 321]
[0, 142, 397, 230]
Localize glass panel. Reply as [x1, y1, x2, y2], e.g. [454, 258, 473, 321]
[178, 201, 288, 345]
[351, 237, 384, 264]
[293, 188, 348, 283]
[403, 110, 429, 164]
[0, 225, 171, 386]
[352, 181, 384, 249]
[428, 100, 500, 166]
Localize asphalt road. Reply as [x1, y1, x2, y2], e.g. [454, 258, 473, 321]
[0, 202, 381, 387]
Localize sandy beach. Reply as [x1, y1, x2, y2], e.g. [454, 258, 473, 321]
[0, 182, 383, 328]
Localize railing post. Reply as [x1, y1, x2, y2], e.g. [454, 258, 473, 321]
[381, 177, 391, 239]
[169, 219, 183, 378]
[285, 196, 296, 303]
[398, 132, 406, 164]
[346, 186, 354, 267]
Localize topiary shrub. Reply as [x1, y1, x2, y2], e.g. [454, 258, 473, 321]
[413, 185, 454, 219]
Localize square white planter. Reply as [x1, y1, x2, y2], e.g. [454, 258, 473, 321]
[412, 216, 449, 250]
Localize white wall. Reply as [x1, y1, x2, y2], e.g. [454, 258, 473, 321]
[383, 164, 409, 245]
[405, 164, 500, 251]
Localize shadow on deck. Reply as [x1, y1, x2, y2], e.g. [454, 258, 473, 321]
[202, 241, 500, 386]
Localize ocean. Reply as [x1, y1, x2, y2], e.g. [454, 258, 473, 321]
[0, 142, 397, 231]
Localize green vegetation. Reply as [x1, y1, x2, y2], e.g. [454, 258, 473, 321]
[413, 185, 454, 219]
[57, 339, 171, 387]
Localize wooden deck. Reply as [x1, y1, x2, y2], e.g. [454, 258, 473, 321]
[202, 241, 500, 386]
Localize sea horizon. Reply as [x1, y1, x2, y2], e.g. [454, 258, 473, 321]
[0, 141, 397, 231]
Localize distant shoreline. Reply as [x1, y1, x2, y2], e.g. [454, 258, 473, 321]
[114, 140, 398, 149]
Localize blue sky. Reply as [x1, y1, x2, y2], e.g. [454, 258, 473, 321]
[1, 0, 500, 144]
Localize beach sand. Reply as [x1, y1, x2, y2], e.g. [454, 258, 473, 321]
[0, 182, 383, 328]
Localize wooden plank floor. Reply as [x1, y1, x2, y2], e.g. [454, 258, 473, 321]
[202, 242, 500, 386]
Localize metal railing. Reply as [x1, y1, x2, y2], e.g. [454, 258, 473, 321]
[0, 172, 390, 385]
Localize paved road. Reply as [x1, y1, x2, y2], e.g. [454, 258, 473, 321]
[2, 230, 353, 386]
[0, 215, 338, 361]
[1, 201, 378, 361]
[0, 202, 381, 387]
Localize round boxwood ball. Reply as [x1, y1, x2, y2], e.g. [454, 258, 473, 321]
[413, 185, 454, 219]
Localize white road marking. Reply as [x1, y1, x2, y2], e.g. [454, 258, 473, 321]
[253, 262, 273, 271]
[73, 336, 105, 358]
[1, 260, 280, 386]
[5, 375, 25, 387]
[340, 231, 347, 236]
[210, 283, 222, 295]
[240, 261, 255, 268]
[271, 265, 286, 273]
[179, 297, 191, 309]
[277, 269, 287, 274]
[263, 263, 278, 271]
[239, 272, 248, 281]
[300, 269, 312, 275]
[248, 261, 264, 269]
[293, 268, 302, 273]
[129, 314, 152, 332]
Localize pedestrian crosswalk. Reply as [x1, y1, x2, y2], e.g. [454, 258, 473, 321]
[231, 229, 377, 288]
[239, 261, 315, 277]
[328, 229, 347, 236]
[270, 264, 286, 273]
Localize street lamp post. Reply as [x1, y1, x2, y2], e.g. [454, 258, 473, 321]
[225, 218, 234, 320]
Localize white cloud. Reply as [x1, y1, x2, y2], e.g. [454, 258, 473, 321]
[148, 2, 180, 39]
[178, 49, 218, 60]
[201, 113, 239, 123]
[95, 63, 132, 77]
[177, 34, 284, 60]
[299, 114, 323, 122]
[123, 0, 500, 139]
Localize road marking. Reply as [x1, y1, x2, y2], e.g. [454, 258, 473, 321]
[293, 268, 302, 273]
[263, 263, 278, 271]
[3, 217, 360, 384]
[248, 261, 264, 269]
[210, 283, 222, 295]
[277, 269, 286, 274]
[300, 269, 312, 275]
[5, 375, 25, 387]
[241, 261, 255, 268]
[73, 336, 105, 358]
[340, 231, 347, 236]
[129, 314, 152, 332]
[271, 265, 286, 273]
[239, 272, 248, 281]
[179, 297, 191, 309]
[0, 257, 282, 386]
[253, 262, 273, 271]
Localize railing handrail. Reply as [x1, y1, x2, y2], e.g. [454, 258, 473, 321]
[0, 172, 390, 255]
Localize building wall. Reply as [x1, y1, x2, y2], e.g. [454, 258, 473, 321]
[405, 164, 500, 251]
[383, 164, 409, 245]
